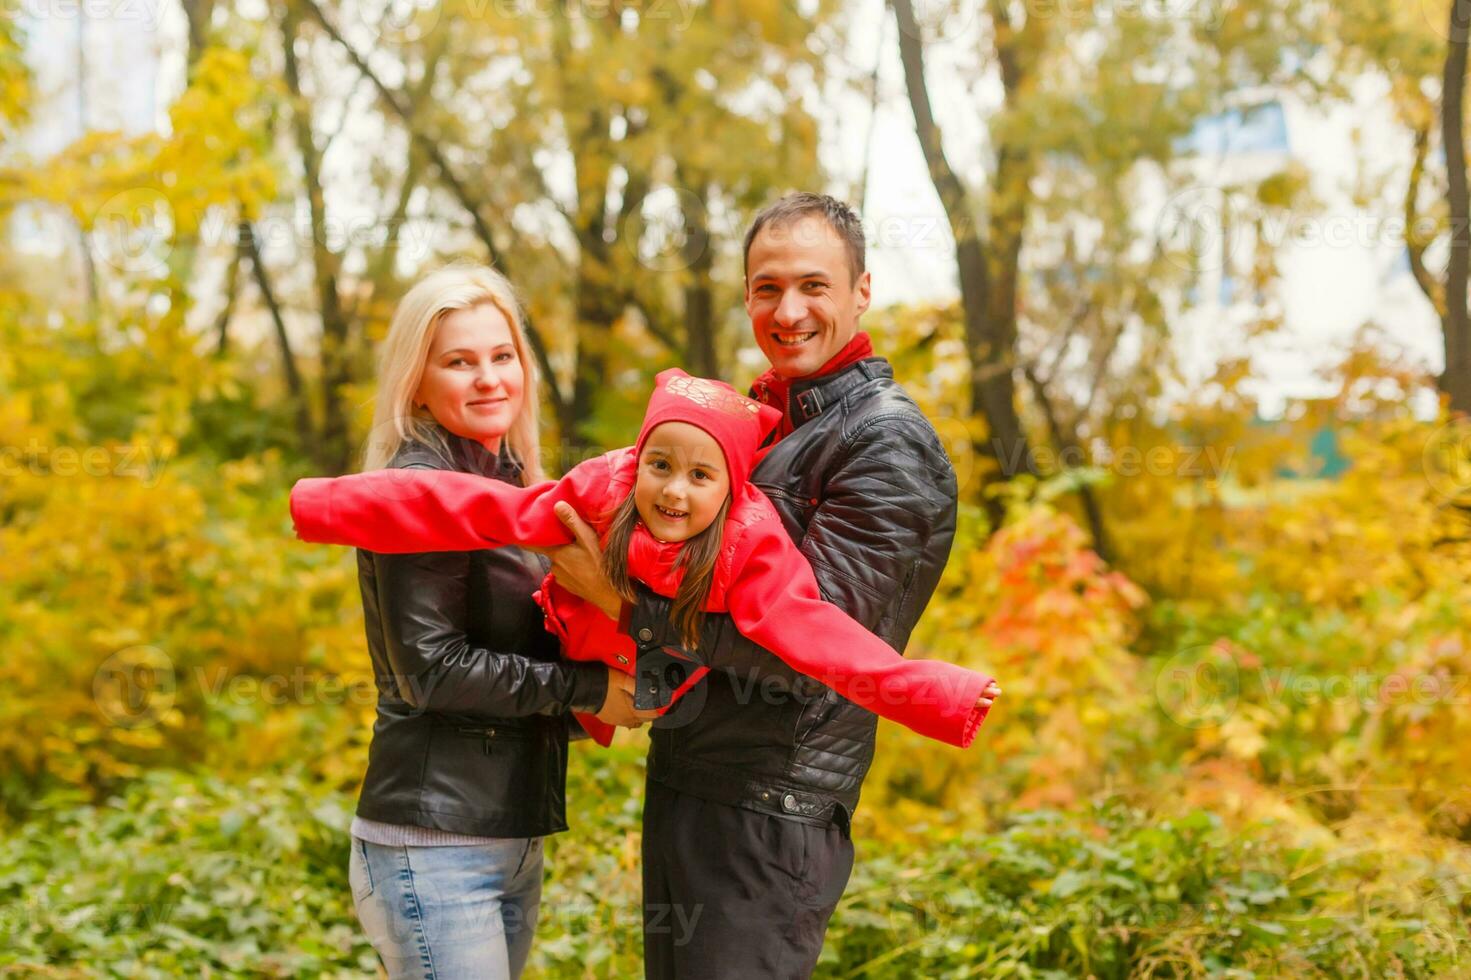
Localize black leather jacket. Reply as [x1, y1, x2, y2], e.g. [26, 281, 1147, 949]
[354, 430, 609, 838]
[629, 358, 959, 829]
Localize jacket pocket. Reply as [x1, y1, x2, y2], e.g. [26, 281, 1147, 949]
[793, 690, 834, 748]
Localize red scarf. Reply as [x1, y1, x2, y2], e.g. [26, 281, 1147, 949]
[752, 332, 874, 441]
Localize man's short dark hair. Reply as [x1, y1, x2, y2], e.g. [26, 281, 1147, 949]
[742, 192, 866, 285]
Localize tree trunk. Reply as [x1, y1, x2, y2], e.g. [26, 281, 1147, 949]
[283, 2, 353, 473]
[213, 234, 245, 357]
[299, 0, 569, 431]
[889, 0, 1033, 492]
[243, 220, 314, 440]
[681, 181, 719, 379]
[1023, 365, 1113, 562]
[1443, 0, 1471, 414]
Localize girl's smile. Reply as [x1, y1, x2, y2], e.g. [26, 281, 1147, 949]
[634, 421, 732, 543]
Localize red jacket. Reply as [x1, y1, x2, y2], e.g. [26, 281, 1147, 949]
[291, 448, 993, 747]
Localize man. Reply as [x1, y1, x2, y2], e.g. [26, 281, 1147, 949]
[546, 193, 999, 978]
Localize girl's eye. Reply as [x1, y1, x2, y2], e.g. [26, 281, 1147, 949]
[649, 459, 669, 471]
[692, 469, 709, 481]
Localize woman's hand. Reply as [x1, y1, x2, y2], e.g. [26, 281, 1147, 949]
[531, 502, 624, 619]
[595, 669, 657, 728]
[977, 681, 1001, 710]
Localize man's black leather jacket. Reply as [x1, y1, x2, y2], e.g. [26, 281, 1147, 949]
[354, 430, 608, 838]
[628, 358, 959, 830]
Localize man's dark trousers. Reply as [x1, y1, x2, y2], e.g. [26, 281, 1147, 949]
[641, 776, 854, 979]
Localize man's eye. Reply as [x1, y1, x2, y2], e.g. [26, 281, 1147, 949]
[803, 281, 827, 291]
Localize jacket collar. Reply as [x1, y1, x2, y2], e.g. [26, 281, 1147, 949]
[752, 357, 892, 434]
[433, 424, 522, 482]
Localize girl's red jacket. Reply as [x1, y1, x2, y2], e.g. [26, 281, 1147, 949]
[290, 448, 994, 748]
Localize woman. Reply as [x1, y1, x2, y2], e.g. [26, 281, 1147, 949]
[345, 265, 641, 979]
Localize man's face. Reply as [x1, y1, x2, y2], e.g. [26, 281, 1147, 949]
[744, 215, 872, 379]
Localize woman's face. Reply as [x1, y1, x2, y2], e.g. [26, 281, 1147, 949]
[634, 422, 731, 543]
[415, 303, 525, 451]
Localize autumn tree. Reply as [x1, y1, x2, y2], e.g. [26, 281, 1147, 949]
[884, 0, 1324, 550]
[297, 0, 830, 453]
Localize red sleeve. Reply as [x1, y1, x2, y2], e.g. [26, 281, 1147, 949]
[723, 522, 993, 748]
[290, 455, 616, 554]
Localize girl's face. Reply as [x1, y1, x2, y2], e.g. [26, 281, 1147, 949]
[634, 422, 731, 543]
[415, 303, 525, 451]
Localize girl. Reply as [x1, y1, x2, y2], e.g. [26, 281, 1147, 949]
[292, 369, 999, 748]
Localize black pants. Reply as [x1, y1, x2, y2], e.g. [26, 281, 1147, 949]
[641, 776, 855, 980]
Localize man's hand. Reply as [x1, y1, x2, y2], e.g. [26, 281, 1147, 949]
[977, 681, 1001, 710]
[595, 668, 658, 728]
[531, 501, 623, 619]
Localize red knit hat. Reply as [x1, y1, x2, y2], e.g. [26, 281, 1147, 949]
[634, 369, 782, 489]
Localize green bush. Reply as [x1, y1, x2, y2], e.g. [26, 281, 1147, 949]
[4, 759, 1465, 979]
[0, 769, 372, 978]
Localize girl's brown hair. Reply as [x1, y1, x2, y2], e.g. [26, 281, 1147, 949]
[601, 490, 732, 651]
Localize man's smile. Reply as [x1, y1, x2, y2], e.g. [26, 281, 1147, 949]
[773, 331, 818, 348]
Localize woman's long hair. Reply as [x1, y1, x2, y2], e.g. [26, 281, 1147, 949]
[600, 490, 732, 650]
[363, 264, 544, 484]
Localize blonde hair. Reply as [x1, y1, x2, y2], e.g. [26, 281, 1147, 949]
[363, 264, 544, 483]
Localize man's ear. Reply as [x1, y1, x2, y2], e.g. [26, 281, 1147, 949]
[853, 269, 872, 318]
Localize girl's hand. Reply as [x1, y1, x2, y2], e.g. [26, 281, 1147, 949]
[976, 681, 1001, 710]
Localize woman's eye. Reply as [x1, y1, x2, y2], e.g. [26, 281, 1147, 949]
[448, 358, 469, 367]
[494, 352, 514, 363]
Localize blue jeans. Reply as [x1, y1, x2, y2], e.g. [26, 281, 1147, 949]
[350, 836, 544, 979]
